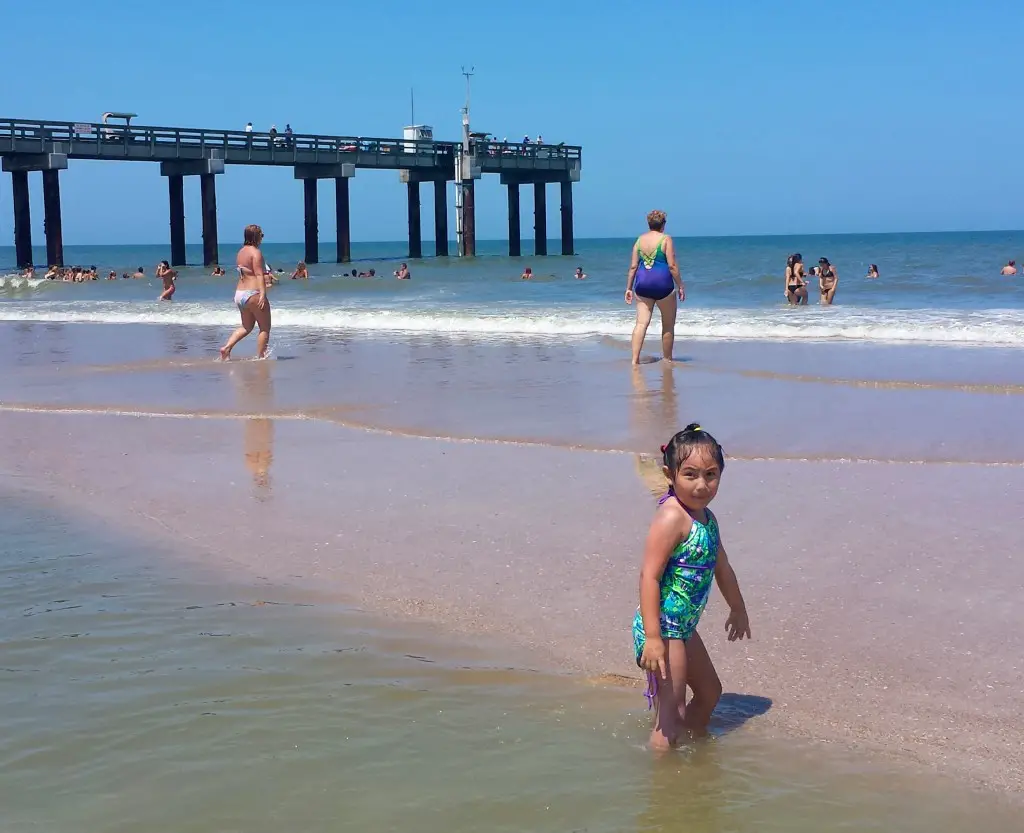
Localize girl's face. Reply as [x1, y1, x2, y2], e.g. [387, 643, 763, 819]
[664, 447, 721, 511]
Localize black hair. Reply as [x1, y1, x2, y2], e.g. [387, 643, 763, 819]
[660, 423, 725, 475]
[819, 257, 830, 265]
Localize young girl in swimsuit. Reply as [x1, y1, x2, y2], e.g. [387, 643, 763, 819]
[633, 423, 751, 749]
[220, 224, 271, 360]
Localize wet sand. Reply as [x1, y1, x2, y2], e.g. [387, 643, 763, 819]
[1, 321, 1022, 797]
[1, 409, 1021, 795]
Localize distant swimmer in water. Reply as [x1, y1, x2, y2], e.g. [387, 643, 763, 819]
[156, 260, 176, 300]
[357, 268, 376, 278]
[785, 253, 807, 305]
[818, 257, 838, 304]
[1000, 260, 1017, 276]
[575, 266, 587, 280]
[220, 224, 271, 360]
[521, 267, 533, 280]
[212, 266, 226, 276]
[866, 264, 879, 279]
[291, 261, 309, 280]
[394, 262, 411, 279]
[625, 210, 684, 366]
[107, 270, 117, 280]
[132, 266, 145, 279]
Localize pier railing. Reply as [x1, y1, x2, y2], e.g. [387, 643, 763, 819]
[0, 119, 581, 173]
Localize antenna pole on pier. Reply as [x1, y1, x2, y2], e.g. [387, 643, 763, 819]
[456, 66, 475, 257]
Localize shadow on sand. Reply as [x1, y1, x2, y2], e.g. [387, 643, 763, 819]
[710, 692, 773, 735]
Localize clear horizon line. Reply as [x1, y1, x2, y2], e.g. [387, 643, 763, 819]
[3, 227, 1023, 250]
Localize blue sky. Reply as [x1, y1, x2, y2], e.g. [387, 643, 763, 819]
[2, 0, 1021, 245]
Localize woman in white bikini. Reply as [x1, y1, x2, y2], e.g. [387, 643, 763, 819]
[220, 224, 271, 360]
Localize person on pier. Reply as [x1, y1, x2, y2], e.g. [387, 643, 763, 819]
[220, 224, 272, 360]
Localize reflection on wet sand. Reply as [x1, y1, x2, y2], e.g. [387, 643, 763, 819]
[231, 360, 275, 495]
[631, 364, 680, 499]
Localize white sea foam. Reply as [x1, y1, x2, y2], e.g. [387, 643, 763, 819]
[0, 276, 47, 290]
[0, 302, 1022, 347]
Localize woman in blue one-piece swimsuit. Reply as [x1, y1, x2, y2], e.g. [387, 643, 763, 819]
[625, 210, 685, 366]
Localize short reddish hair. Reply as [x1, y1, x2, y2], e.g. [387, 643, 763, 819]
[646, 210, 667, 231]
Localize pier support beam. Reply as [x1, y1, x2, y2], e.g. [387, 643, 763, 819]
[434, 180, 448, 257]
[407, 181, 422, 259]
[294, 163, 354, 264]
[11, 171, 32, 268]
[560, 181, 574, 257]
[167, 174, 186, 266]
[160, 157, 224, 267]
[507, 184, 521, 257]
[42, 169, 64, 268]
[463, 181, 476, 257]
[200, 174, 219, 266]
[533, 182, 547, 256]
[336, 177, 351, 263]
[303, 178, 319, 264]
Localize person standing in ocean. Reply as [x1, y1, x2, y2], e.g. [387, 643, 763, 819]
[818, 257, 839, 304]
[625, 210, 684, 366]
[220, 225, 271, 360]
[1001, 260, 1017, 275]
[156, 260, 176, 301]
[785, 254, 808, 304]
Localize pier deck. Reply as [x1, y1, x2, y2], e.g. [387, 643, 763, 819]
[1, 118, 582, 267]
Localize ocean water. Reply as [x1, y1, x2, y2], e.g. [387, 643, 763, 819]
[2, 230, 1023, 346]
[2, 486, 1020, 832]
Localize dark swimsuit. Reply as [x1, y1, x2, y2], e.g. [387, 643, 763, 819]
[820, 267, 835, 293]
[634, 235, 675, 301]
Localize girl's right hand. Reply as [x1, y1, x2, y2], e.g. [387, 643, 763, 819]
[640, 637, 667, 680]
[624, 289, 634, 305]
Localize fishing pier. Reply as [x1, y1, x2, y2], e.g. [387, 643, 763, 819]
[0, 116, 583, 268]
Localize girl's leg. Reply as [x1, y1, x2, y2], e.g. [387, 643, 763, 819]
[655, 294, 678, 362]
[649, 638, 688, 749]
[630, 296, 655, 366]
[679, 631, 723, 736]
[252, 300, 272, 359]
[220, 308, 256, 360]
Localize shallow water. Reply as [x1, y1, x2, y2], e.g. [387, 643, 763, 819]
[0, 486, 1019, 832]
[3, 231, 1024, 346]
[3, 321, 1024, 465]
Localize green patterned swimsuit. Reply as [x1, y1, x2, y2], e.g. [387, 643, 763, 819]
[632, 494, 719, 665]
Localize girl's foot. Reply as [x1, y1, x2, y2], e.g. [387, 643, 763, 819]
[219, 346, 231, 361]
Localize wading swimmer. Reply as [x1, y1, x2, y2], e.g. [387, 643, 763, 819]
[818, 257, 839, 304]
[784, 253, 807, 304]
[156, 260, 176, 301]
[220, 224, 271, 360]
[633, 424, 751, 749]
[625, 210, 684, 366]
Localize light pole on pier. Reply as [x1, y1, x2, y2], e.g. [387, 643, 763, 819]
[456, 66, 475, 257]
